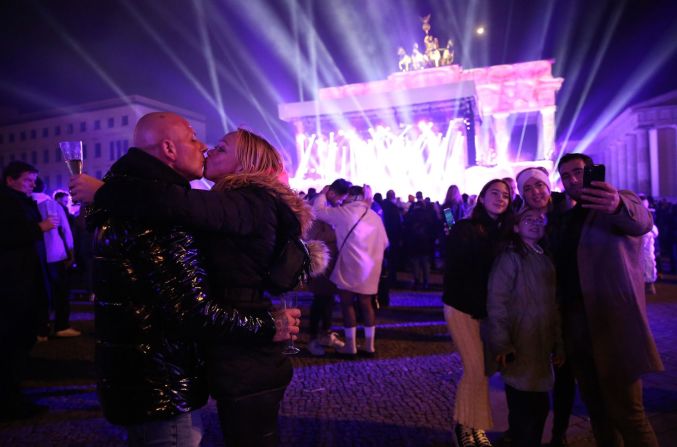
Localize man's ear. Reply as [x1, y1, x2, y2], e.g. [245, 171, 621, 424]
[160, 139, 178, 162]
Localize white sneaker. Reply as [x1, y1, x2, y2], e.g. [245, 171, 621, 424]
[318, 332, 345, 349]
[307, 339, 326, 356]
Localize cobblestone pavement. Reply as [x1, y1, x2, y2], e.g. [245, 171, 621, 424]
[1, 279, 676, 447]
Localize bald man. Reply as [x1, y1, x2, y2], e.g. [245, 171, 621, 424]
[70, 112, 286, 446]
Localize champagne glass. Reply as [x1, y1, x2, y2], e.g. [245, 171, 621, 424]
[281, 294, 300, 355]
[59, 141, 83, 175]
[59, 141, 83, 204]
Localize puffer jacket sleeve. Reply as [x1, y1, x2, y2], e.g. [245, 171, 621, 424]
[94, 177, 259, 235]
[487, 250, 518, 357]
[130, 226, 276, 341]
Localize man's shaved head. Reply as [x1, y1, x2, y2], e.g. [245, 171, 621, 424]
[133, 112, 184, 151]
[132, 112, 207, 180]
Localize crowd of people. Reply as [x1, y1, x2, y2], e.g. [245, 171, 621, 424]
[0, 110, 672, 447]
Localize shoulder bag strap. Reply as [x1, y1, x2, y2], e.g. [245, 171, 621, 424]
[336, 205, 369, 258]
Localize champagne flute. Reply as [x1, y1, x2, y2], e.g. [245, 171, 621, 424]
[59, 141, 84, 175]
[281, 294, 300, 355]
[59, 141, 83, 204]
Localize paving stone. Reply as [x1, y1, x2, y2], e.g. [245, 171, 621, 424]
[1, 277, 676, 446]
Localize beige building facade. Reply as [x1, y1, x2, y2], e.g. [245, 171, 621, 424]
[0, 95, 206, 193]
[583, 90, 677, 199]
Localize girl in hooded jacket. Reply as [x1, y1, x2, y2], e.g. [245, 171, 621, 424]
[486, 207, 564, 447]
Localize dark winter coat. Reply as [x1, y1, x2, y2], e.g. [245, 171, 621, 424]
[94, 165, 317, 400]
[403, 202, 439, 256]
[0, 185, 50, 349]
[88, 149, 277, 425]
[442, 212, 503, 319]
[572, 191, 663, 382]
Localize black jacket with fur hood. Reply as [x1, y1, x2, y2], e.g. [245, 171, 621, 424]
[94, 162, 327, 398]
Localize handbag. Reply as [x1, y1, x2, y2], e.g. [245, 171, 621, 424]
[264, 235, 311, 296]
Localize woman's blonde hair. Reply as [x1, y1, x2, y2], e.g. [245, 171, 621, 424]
[212, 128, 314, 236]
[232, 128, 283, 177]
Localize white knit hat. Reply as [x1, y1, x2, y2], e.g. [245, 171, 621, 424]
[516, 167, 550, 197]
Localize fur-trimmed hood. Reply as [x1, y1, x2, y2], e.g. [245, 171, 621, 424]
[213, 173, 313, 236]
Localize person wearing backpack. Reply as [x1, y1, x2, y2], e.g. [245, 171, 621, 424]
[70, 126, 326, 447]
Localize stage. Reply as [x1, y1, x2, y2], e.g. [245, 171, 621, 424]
[279, 60, 563, 199]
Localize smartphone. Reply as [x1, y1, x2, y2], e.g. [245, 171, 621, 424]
[443, 208, 455, 227]
[583, 164, 606, 188]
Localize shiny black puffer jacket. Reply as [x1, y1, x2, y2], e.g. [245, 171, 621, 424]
[89, 149, 277, 425]
[93, 171, 315, 400]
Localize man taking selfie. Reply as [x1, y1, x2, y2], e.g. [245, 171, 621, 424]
[553, 153, 663, 446]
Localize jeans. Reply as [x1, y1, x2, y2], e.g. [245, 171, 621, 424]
[126, 409, 203, 447]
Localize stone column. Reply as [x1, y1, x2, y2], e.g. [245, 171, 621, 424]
[625, 133, 638, 192]
[648, 127, 659, 197]
[610, 142, 619, 187]
[635, 129, 651, 194]
[464, 112, 477, 167]
[492, 112, 510, 165]
[660, 126, 677, 197]
[538, 106, 556, 160]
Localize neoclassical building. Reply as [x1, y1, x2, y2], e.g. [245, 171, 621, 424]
[0, 95, 206, 193]
[278, 59, 563, 199]
[583, 90, 677, 199]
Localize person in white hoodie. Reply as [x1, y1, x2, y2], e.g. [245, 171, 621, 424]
[639, 195, 659, 295]
[313, 184, 388, 356]
[32, 178, 80, 338]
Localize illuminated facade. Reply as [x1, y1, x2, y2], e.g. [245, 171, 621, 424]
[279, 60, 563, 199]
[583, 90, 677, 199]
[0, 95, 206, 193]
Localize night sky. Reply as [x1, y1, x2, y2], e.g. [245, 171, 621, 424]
[1, 0, 676, 153]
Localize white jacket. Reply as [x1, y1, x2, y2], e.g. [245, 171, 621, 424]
[641, 225, 659, 283]
[313, 194, 389, 295]
[32, 193, 74, 263]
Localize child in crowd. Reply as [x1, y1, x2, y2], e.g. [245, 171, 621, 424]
[486, 208, 565, 447]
